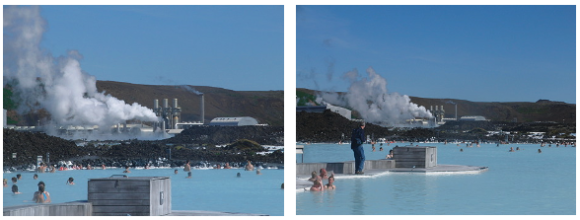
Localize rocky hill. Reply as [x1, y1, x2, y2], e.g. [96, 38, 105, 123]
[4, 81, 284, 127]
[96, 81, 284, 126]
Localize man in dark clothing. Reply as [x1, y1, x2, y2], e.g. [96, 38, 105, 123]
[351, 122, 367, 174]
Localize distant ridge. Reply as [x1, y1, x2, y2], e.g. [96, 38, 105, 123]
[297, 88, 575, 123]
[96, 81, 284, 127]
[4, 81, 284, 127]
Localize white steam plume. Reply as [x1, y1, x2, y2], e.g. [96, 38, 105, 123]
[3, 6, 158, 130]
[317, 67, 432, 126]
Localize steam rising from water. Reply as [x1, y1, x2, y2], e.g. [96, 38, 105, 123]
[3, 6, 158, 131]
[317, 67, 432, 126]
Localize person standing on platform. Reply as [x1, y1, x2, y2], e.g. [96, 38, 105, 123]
[351, 122, 368, 175]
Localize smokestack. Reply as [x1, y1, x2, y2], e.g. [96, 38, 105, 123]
[154, 99, 159, 116]
[174, 116, 179, 129]
[455, 104, 458, 120]
[173, 98, 178, 109]
[200, 94, 205, 124]
[163, 98, 169, 109]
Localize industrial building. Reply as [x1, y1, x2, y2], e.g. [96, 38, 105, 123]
[209, 117, 259, 126]
[430, 105, 445, 123]
[153, 94, 204, 130]
[153, 98, 181, 129]
[460, 116, 488, 121]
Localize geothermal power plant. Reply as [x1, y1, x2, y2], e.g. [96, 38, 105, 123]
[4, 91, 264, 139]
[153, 94, 204, 130]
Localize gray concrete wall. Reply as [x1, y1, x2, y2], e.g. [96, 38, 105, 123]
[3, 201, 92, 216]
[296, 160, 395, 175]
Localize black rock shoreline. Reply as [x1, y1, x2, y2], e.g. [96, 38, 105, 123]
[3, 126, 284, 172]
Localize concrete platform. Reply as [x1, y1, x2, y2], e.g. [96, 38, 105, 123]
[296, 162, 488, 191]
[388, 164, 488, 173]
[164, 210, 267, 216]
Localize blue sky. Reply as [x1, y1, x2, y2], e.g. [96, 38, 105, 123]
[297, 5, 576, 103]
[36, 5, 284, 91]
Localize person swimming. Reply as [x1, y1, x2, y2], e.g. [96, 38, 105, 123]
[386, 149, 394, 158]
[256, 169, 262, 175]
[319, 168, 328, 180]
[123, 166, 131, 173]
[509, 147, 515, 152]
[33, 174, 38, 180]
[325, 174, 336, 190]
[310, 178, 324, 191]
[174, 169, 179, 174]
[67, 177, 75, 185]
[308, 171, 319, 182]
[237, 172, 241, 178]
[11, 177, 20, 194]
[245, 160, 254, 171]
[183, 160, 191, 172]
[224, 162, 232, 169]
[33, 182, 51, 203]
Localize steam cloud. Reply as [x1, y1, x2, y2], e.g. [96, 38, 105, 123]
[316, 67, 432, 126]
[3, 6, 158, 130]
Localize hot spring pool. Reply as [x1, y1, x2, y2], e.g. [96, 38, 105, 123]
[296, 143, 575, 215]
[4, 167, 284, 215]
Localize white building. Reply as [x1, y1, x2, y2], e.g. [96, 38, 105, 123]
[459, 116, 488, 121]
[209, 117, 259, 126]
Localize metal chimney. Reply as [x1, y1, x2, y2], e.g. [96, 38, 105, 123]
[455, 104, 458, 121]
[154, 99, 159, 113]
[200, 94, 204, 124]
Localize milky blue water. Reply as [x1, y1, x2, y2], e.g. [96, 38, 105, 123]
[3, 168, 283, 215]
[296, 143, 576, 215]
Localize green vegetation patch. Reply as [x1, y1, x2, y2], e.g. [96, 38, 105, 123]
[296, 90, 318, 106]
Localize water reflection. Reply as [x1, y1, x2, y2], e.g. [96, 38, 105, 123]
[351, 178, 365, 214]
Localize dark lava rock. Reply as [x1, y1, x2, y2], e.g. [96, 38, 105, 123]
[163, 125, 283, 146]
[297, 110, 391, 143]
[3, 126, 284, 170]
